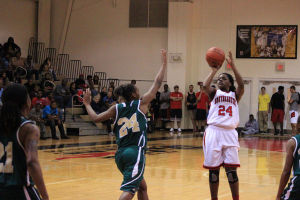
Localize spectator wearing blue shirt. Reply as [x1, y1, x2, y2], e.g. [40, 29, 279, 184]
[43, 101, 69, 139]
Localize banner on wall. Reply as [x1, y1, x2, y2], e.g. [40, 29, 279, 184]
[236, 25, 297, 59]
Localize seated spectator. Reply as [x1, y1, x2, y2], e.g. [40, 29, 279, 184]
[241, 114, 259, 135]
[24, 55, 39, 80]
[100, 87, 107, 99]
[40, 58, 57, 80]
[109, 81, 115, 90]
[86, 75, 96, 95]
[1, 72, 10, 86]
[75, 74, 85, 89]
[29, 103, 46, 139]
[131, 80, 136, 85]
[54, 78, 71, 108]
[0, 53, 11, 73]
[3, 37, 20, 57]
[24, 78, 36, 95]
[43, 92, 53, 107]
[0, 78, 4, 107]
[70, 82, 77, 96]
[11, 51, 25, 68]
[91, 93, 104, 114]
[30, 84, 40, 99]
[32, 90, 49, 108]
[93, 75, 99, 85]
[43, 101, 69, 139]
[103, 91, 115, 108]
[40, 64, 53, 82]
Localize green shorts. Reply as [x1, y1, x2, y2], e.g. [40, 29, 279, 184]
[281, 176, 300, 200]
[115, 146, 146, 194]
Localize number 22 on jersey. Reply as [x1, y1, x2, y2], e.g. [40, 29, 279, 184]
[118, 113, 140, 138]
[0, 142, 13, 173]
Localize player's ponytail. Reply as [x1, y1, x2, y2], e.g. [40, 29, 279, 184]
[222, 73, 236, 92]
[0, 84, 29, 136]
[114, 84, 136, 102]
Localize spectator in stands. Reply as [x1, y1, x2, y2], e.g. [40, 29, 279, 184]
[186, 84, 197, 132]
[54, 78, 71, 108]
[159, 84, 170, 130]
[0, 78, 3, 107]
[93, 75, 99, 85]
[131, 80, 136, 85]
[109, 81, 115, 90]
[91, 93, 104, 114]
[43, 93, 53, 107]
[30, 84, 40, 99]
[1, 72, 9, 86]
[31, 90, 46, 108]
[258, 87, 270, 133]
[75, 74, 85, 89]
[102, 91, 115, 135]
[1, 53, 10, 72]
[43, 101, 69, 139]
[25, 55, 39, 80]
[29, 103, 46, 140]
[70, 82, 77, 96]
[288, 86, 299, 136]
[170, 85, 183, 134]
[24, 78, 36, 95]
[271, 86, 285, 135]
[11, 51, 24, 68]
[241, 114, 259, 135]
[3, 37, 20, 57]
[40, 58, 57, 81]
[86, 75, 96, 95]
[100, 87, 107, 99]
[195, 83, 209, 133]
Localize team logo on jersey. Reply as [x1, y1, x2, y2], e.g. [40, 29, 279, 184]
[214, 95, 237, 106]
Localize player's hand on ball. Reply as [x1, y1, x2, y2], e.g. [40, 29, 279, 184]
[226, 51, 235, 68]
[161, 49, 167, 65]
[83, 88, 92, 106]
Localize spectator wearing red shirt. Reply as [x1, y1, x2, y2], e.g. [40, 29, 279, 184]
[195, 84, 209, 133]
[32, 91, 46, 108]
[170, 85, 183, 134]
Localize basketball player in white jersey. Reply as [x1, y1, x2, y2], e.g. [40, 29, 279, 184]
[203, 51, 244, 200]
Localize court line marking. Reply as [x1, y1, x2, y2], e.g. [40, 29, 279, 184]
[203, 190, 244, 200]
[46, 178, 88, 185]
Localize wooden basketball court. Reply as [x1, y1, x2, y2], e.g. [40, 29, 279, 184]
[38, 132, 288, 200]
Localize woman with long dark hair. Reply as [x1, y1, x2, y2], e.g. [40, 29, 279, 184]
[83, 50, 167, 200]
[203, 51, 244, 200]
[0, 83, 48, 199]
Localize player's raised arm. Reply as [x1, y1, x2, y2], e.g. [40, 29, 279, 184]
[226, 51, 244, 102]
[21, 124, 49, 200]
[140, 49, 167, 113]
[276, 139, 295, 200]
[203, 66, 220, 100]
[83, 88, 116, 122]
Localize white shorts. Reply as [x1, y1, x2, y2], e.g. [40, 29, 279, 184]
[289, 110, 299, 124]
[203, 125, 240, 169]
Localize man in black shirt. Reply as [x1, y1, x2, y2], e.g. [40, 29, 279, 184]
[270, 86, 285, 135]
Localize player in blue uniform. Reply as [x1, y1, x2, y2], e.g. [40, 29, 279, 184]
[83, 49, 167, 200]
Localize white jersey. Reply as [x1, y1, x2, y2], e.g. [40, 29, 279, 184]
[207, 89, 239, 129]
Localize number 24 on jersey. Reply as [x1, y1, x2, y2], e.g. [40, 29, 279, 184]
[118, 113, 140, 138]
[218, 105, 233, 116]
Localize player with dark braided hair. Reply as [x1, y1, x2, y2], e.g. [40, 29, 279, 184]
[203, 51, 244, 200]
[83, 49, 167, 200]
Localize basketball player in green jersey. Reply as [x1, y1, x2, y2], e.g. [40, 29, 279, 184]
[276, 135, 300, 199]
[83, 49, 167, 200]
[0, 84, 48, 199]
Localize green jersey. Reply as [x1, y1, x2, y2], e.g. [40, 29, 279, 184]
[113, 100, 147, 149]
[292, 135, 300, 176]
[0, 117, 34, 188]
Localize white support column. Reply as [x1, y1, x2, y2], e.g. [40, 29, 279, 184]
[167, 2, 193, 129]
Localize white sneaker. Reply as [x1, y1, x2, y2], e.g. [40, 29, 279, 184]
[178, 128, 182, 132]
[170, 128, 174, 132]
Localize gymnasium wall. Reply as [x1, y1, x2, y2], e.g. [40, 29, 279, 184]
[0, 0, 35, 56]
[51, 0, 168, 87]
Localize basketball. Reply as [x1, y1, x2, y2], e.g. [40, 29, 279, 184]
[206, 47, 225, 68]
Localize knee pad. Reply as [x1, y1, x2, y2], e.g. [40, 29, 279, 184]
[226, 170, 238, 184]
[209, 170, 220, 184]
